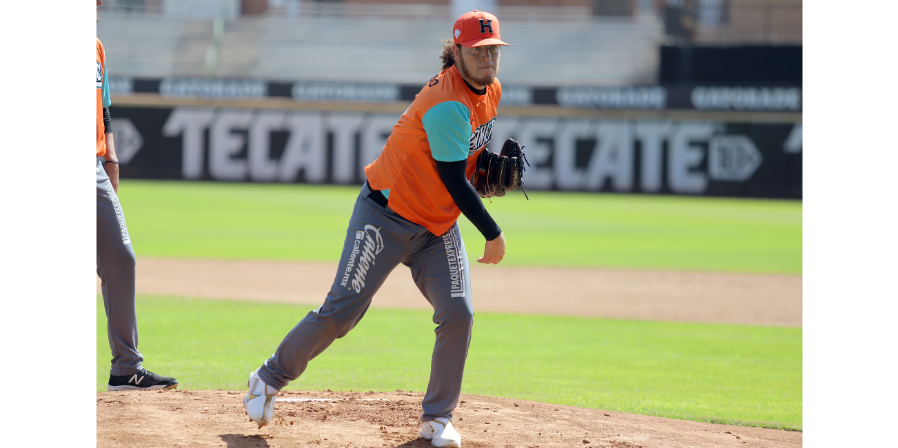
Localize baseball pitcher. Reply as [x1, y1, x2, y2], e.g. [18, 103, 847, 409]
[244, 11, 524, 448]
[96, 0, 177, 391]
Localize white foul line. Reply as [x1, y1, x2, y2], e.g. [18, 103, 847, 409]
[276, 398, 390, 403]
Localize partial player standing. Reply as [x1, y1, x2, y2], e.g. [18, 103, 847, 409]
[96, 0, 178, 391]
[243, 10, 515, 448]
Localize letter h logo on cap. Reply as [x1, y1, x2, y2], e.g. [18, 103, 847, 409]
[453, 10, 509, 47]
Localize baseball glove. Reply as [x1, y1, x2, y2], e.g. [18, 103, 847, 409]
[472, 138, 530, 199]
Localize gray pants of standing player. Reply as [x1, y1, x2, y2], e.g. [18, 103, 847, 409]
[97, 158, 143, 376]
[258, 182, 474, 422]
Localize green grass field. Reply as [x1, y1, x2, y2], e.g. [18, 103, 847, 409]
[99, 181, 802, 430]
[116, 180, 802, 274]
[97, 296, 802, 430]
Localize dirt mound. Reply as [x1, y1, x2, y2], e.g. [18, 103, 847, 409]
[97, 390, 801, 448]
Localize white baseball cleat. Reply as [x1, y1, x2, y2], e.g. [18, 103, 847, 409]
[243, 369, 278, 428]
[420, 417, 462, 447]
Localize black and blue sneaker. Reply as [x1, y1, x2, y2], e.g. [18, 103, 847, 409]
[107, 369, 178, 391]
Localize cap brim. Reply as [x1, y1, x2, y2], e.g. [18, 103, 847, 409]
[460, 37, 509, 47]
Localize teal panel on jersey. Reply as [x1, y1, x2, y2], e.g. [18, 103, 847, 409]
[102, 59, 112, 108]
[382, 189, 390, 199]
[422, 101, 471, 162]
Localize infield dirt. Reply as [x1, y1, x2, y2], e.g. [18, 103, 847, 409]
[98, 390, 801, 448]
[99, 257, 802, 327]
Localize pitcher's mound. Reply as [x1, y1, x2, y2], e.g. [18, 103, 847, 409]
[98, 390, 800, 447]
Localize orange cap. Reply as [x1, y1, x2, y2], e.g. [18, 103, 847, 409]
[452, 10, 509, 47]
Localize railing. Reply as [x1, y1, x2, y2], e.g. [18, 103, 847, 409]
[97, 11, 663, 84]
[100, 1, 800, 45]
[97, 0, 803, 86]
[98, 0, 635, 23]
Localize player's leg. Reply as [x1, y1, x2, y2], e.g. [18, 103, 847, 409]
[96, 159, 141, 376]
[246, 183, 415, 426]
[96, 159, 177, 391]
[406, 221, 473, 433]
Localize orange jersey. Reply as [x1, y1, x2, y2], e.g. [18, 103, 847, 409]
[96, 38, 110, 156]
[364, 65, 501, 237]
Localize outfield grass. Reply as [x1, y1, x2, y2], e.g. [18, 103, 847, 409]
[116, 180, 801, 274]
[97, 296, 802, 430]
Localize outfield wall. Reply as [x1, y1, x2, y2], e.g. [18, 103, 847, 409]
[110, 97, 802, 198]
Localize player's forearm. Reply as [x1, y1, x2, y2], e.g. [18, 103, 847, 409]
[435, 160, 502, 241]
[103, 133, 117, 162]
[102, 107, 118, 161]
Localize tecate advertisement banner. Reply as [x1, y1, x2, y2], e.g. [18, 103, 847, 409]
[112, 106, 802, 199]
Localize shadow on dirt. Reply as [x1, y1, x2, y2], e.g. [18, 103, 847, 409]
[394, 438, 436, 447]
[220, 434, 271, 447]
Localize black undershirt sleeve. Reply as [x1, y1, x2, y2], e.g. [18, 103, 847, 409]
[103, 107, 112, 134]
[435, 159, 502, 241]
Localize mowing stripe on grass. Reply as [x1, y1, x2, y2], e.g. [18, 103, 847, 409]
[97, 296, 801, 430]
[115, 181, 801, 274]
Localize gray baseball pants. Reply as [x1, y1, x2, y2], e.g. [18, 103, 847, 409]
[96, 158, 143, 376]
[258, 182, 474, 422]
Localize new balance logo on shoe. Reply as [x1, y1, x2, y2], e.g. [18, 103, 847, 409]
[107, 369, 178, 391]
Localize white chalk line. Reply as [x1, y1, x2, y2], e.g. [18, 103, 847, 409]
[276, 398, 390, 403]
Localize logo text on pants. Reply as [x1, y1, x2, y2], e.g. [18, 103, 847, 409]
[342, 225, 385, 293]
[443, 230, 466, 298]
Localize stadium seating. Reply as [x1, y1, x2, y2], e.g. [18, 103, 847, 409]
[97, 8, 663, 86]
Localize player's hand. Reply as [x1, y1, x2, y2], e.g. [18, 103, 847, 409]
[104, 161, 119, 193]
[477, 231, 505, 264]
